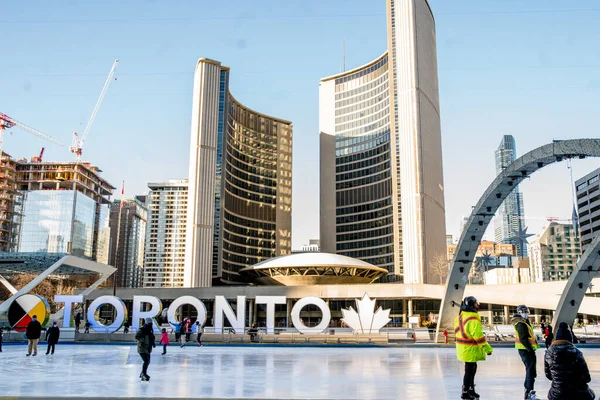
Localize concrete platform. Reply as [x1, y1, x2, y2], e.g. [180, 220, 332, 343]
[0, 344, 599, 399]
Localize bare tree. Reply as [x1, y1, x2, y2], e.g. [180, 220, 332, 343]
[430, 253, 450, 285]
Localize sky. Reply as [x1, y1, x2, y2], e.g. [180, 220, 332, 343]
[1, 0, 600, 249]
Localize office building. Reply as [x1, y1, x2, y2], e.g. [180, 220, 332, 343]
[144, 180, 188, 288]
[108, 197, 148, 288]
[186, 58, 292, 287]
[12, 160, 113, 263]
[319, 0, 446, 283]
[494, 135, 527, 257]
[529, 222, 581, 282]
[576, 167, 600, 250]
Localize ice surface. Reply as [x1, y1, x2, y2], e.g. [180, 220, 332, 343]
[0, 343, 599, 399]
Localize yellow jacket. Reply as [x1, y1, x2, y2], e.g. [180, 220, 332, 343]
[454, 311, 493, 362]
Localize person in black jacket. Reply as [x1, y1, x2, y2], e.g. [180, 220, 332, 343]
[135, 318, 156, 381]
[26, 315, 42, 357]
[45, 322, 60, 355]
[0, 326, 3, 352]
[544, 322, 595, 400]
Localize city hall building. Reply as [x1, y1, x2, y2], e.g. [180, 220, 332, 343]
[319, 0, 447, 284]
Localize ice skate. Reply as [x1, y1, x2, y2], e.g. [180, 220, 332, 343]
[140, 374, 149, 382]
[525, 390, 539, 400]
[461, 385, 474, 399]
[468, 385, 480, 399]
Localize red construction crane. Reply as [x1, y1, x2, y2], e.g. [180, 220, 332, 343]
[70, 59, 119, 161]
[0, 114, 64, 156]
[31, 147, 45, 163]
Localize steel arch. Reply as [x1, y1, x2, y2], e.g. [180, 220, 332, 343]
[436, 138, 600, 342]
[552, 234, 600, 329]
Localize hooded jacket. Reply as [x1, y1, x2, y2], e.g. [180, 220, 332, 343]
[544, 340, 595, 400]
[454, 304, 493, 362]
[135, 324, 155, 354]
[46, 325, 60, 345]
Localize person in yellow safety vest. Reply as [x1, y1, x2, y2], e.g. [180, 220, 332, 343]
[455, 296, 493, 400]
[512, 304, 541, 400]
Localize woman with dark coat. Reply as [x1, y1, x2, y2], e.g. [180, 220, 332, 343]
[544, 322, 595, 400]
[45, 322, 60, 355]
[544, 325, 554, 348]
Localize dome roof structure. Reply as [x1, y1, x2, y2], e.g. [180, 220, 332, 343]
[239, 252, 388, 286]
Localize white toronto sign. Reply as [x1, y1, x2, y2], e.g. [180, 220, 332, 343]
[54, 293, 391, 334]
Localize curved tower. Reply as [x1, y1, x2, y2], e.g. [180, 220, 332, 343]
[186, 59, 292, 287]
[320, 0, 446, 284]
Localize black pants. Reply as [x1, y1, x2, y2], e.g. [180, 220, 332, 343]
[518, 349, 537, 391]
[139, 353, 151, 375]
[185, 332, 191, 342]
[162, 344, 167, 354]
[0, 341, 2, 352]
[463, 362, 477, 388]
[197, 333, 202, 344]
[46, 343, 55, 354]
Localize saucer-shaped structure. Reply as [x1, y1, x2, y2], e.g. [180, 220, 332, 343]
[240, 252, 388, 286]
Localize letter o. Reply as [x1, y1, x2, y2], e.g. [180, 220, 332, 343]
[87, 296, 127, 334]
[291, 297, 331, 334]
[167, 296, 207, 327]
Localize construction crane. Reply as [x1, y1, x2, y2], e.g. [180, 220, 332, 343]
[518, 216, 572, 223]
[31, 147, 44, 163]
[0, 114, 64, 157]
[70, 59, 119, 161]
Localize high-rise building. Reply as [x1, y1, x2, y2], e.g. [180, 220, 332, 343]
[0, 153, 19, 252]
[575, 167, 600, 250]
[494, 135, 527, 257]
[12, 160, 113, 263]
[185, 58, 292, 287]
[319, 0, 446, 284]
[108, 197, 148, 288]
[143, 180, 188, 288]
[528, 222, 581, 282]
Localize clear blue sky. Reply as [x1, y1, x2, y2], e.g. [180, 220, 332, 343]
[2, 0, 599, 248]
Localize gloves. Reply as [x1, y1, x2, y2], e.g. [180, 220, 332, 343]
[487, 352, 492, 356]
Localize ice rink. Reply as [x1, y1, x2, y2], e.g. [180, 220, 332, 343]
[1, 343, 599, 399]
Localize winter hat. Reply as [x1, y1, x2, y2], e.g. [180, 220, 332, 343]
[144, 318, 153, 325]
[555, 322, 573, 342]
[53, 321, 57, 326]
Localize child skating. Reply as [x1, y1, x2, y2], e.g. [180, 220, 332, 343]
[160, 328, 169, 355]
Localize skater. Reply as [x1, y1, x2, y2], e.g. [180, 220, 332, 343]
[544, 322, 595, 400]
[184, 318, 192, 342]
[454, 296, 493, 399]
[179, 320, 186, 347]
[544, 325, 554, 348]
[248, 323, 259, 343]
[135, 318, 155, 381]
[512, 305, 540, 399]
[159, 328, 169, 355]
[195, 321, 203, 346]
[74, 312, 81, 333]
[123, 321, 130, 334]
[0, 326, 3, 352]
[25, 315, 42, 357]
[45, 322, 60, 355]
[170, 321, 182, 346]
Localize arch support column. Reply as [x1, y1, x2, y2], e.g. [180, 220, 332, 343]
[552, 234, 600, 330]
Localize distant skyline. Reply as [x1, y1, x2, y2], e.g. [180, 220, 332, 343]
[2, 0, 600, 249]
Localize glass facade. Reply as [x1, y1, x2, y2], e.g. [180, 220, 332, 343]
[220, 96, 292, 284]
[332, 54, 396, 277]
[494, 135, 527, 257]
[16, 190, 108, 261]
